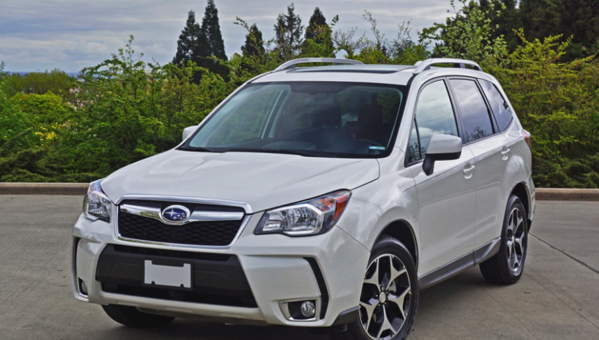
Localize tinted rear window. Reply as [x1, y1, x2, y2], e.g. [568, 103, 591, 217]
[480, 80, 513, 132]
[450, 79, 494, 143]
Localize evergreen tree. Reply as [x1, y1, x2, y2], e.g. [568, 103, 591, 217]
[173, 10, 207, 67]
[478, 0, 599, 59]
[173, 10, 209, 83]
[201, 0, 227, 61]
[561, 0, 599, 56]
[273, 4, 304, 61]
[518, 0, 599, 59]
[519, 0, 563, 43]
[305, 7, 327, 41]
[241, 24, 265, 58]
[199, 0, 229, 79]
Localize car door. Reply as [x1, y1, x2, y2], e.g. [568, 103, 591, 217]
[477, 79, 525, 247]
[448, 78, 510, 251]
[407, 79, 478, 276]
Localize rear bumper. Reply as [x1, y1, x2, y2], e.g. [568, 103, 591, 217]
[72, 213, 369, 327]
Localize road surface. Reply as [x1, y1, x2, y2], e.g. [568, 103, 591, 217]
[0, 196, 598, 339]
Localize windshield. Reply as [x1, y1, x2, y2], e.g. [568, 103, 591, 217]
[182, 82, 406, 158]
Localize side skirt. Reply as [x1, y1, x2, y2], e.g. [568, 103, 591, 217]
[418, 237, 501, 290]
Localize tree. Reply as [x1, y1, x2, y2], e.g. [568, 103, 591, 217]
[490, 30, 599, 187]
[273, 3, 304, 61]
[173, 10, 209, 83]
[199, 0, 229, 79]
[0, 69, 74, 99]
[419, 0, 508, 67]
[302, 7, 334, 57]
[560, 0, 599, 57]
[241, 24, 265, 58]
[478, 0, 520, 51]
[232, 18, 280, 78]
[332, 24, 367, 59]
[201, 0, 227, 61]
[173, 10, 206, 67]
[519, 0, 599, 60]
[305, 7, 327, 41]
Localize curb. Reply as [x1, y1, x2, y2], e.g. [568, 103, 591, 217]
[1, 183, 599, 201]
[0, 183, 88, 196]
[535, 188, 599, 202]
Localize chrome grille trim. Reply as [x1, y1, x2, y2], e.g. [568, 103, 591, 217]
[120, 204, 244, 224]
[114, 194, 253, 214]
[113, 195, 252, 249]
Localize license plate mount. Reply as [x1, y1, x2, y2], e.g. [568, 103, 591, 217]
[144, 260, 192, 289]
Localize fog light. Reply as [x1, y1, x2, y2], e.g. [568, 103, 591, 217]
[301, 301, 316, 318]
[79, 279, 88, 295]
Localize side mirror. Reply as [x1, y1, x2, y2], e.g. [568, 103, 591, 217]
[182, 126, 198, 141]
[422, 134, 462, 176]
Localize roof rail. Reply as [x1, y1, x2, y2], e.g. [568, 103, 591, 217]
[274, 58, 364, 72]
[413, 58, 482, 74]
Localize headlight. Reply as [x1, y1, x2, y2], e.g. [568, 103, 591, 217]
[82, 179, 112, 222]
[255, 191, 351, 236]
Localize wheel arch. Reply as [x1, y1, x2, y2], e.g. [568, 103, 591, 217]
[374, 220, 419, 270]
[510, 182, 530, 220]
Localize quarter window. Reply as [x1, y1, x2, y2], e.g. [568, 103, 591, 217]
[449, 79, 494, 143]
[479, 80, 513, 132]
[407, 119, 420, 162]
[407, 80, 459, 163]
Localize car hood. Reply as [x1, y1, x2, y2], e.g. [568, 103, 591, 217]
[101, 150, 380, 212]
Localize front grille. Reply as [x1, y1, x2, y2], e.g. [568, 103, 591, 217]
[118, 211, 243, 247]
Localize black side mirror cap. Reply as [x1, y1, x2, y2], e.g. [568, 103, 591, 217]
[423, 151, 462, 176]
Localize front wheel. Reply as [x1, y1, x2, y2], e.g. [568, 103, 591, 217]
[331, 236, 419, 340]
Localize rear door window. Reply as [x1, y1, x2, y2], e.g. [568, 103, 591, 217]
[449, 79, 494, 143]
[479, 80, 513, 132]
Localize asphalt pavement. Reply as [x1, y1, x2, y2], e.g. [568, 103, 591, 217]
[0, 196, 598, 339]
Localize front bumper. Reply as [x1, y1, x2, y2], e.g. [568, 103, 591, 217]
[72, 212, 369, 327]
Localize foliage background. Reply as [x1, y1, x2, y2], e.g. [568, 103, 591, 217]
[1, 0, 598, 188]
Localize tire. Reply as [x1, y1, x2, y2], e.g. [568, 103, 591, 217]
[480, 195, 529, 285]
[102, 305, 175, 328]
[330, 236, 419, 340]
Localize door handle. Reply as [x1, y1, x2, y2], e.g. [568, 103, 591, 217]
[463, 164, 475, 179]
[501, 147, 511, 160]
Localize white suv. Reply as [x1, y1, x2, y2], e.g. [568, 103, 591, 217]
[73, 58, 536, 340]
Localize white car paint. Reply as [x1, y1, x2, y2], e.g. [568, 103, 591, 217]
[100, 150, 380, 213]
[72, 60, 535, 329]
[425, 134, 463, 155]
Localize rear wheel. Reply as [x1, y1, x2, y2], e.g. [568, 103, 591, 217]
[480, 195, 529, 284]
[102, 305, 175, 328]
[331, 236, 419, 340]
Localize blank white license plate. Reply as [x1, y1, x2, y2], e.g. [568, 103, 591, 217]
[144, 260, 192, 289]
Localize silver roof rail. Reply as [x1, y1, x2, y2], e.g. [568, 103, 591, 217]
[274, 58, 364, 72]
[413, 58, 482, 74]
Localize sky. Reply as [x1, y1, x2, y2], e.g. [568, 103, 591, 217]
[0, 0, 454, 73]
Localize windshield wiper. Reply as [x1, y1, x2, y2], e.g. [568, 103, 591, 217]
[224, 148, 323, 157]
[178, 146, 221, 153]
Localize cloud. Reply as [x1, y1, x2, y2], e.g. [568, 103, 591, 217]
[0, 0, 453, 72]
